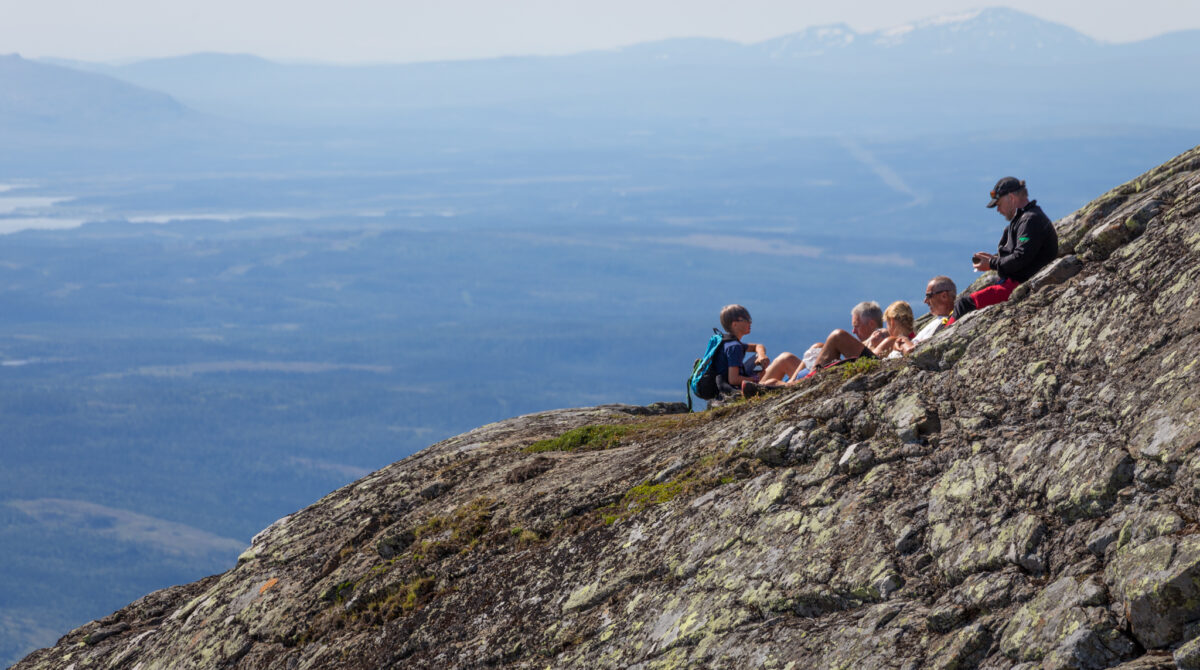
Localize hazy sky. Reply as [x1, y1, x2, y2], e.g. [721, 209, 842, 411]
[3, 0, 1199, 64]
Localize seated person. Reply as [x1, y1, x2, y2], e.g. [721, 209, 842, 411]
[903, 275, 957, 352]
[809, 301, 886, 370]
[953, 177, 1058, 321]
[874, 301, 916, 358]
[713, 304, 799, 397]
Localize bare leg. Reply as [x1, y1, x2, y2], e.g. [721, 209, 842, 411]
[759, 352, 801, 385]
[812, 329, 867, 368]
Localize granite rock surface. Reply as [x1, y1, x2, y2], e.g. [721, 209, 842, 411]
[14, 145, 1200, 669]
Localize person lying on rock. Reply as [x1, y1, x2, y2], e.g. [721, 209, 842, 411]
[895, 275, 957, 354]
[952, 176, 1058, 321]
[713, 304, 801, 398]
[807, 301, 887, 371]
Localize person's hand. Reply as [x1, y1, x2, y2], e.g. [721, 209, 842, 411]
[755, 354, 770, 368]
[972, 251, 994, 272]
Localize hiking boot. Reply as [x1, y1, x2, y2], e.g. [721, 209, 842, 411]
[741, 380, 760, 399]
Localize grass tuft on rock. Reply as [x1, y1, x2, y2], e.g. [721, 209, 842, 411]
[524, 424, 635, 453]
[839, 356, 882, 380]
[599, 448, 754, 525]
[411, 497, 496, 560]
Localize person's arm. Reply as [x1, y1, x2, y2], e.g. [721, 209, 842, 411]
[863, 329, 888, 349]
[972, 252, 995, 272]
[991, 215, 1049, 278]
[727, 365, 751, 385]
[741, 341, 770, 369]
[868, 336, 891, 357]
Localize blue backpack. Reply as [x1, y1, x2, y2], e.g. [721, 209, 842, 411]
[688, 329, 735, 410]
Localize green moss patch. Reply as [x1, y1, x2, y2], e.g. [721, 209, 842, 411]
[602, 479, 695, 525]
[839, 356, 882, 380]
[509, 527, 541, 544]
[624, 480, 687, 513]
[524, 424, 636, 453]
[599, 448, 753, 525]
[524, 410, 758, 458]
[369, 575, 437, 620]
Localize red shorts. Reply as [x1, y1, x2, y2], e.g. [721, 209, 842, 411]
[946, 278, 1019, 326]
[971, 277, 1020, 310]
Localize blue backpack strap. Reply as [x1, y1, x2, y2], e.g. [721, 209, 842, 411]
[688, 328, 735, 408]
[689, 329, 723, 387]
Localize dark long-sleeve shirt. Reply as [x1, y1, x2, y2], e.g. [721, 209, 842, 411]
[990, 200, 1058, 283]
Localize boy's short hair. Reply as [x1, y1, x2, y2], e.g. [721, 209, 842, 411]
[720, 304, 751, 333]
[884, 301, 915, 334]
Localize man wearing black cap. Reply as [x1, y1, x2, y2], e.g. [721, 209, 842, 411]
[952, 177, 1058, 321]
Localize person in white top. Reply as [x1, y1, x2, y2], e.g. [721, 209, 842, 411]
[898, 276, 957, 355]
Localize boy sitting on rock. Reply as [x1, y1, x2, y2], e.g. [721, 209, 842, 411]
[714, 304, 800, 398]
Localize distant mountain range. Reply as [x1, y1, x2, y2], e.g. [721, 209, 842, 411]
[0, 54, 189, 133]
[754, 8, 1097, 63]
[2, 6, 1199, 169]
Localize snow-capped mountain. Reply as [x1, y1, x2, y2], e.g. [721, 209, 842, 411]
[756, 7, 1101, 64]
[8, 6, 1200, 143]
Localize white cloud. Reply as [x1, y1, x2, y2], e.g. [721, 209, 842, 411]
[0, 218, 86, 235]
[654, 233, 822, 257]
[840, 252, 917, 267]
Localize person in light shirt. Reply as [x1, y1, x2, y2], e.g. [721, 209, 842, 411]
[895, 276, 957, 355]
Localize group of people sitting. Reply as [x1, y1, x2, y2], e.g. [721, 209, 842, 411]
[708, 176, 1059, 399]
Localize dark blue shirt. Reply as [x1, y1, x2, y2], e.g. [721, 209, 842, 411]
[714, 340, 750, 380]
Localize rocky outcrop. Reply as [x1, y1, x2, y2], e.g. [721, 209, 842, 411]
[14, 145, 1200, 669]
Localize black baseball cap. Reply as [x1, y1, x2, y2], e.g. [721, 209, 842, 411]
[987, 177, 1025, 208]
